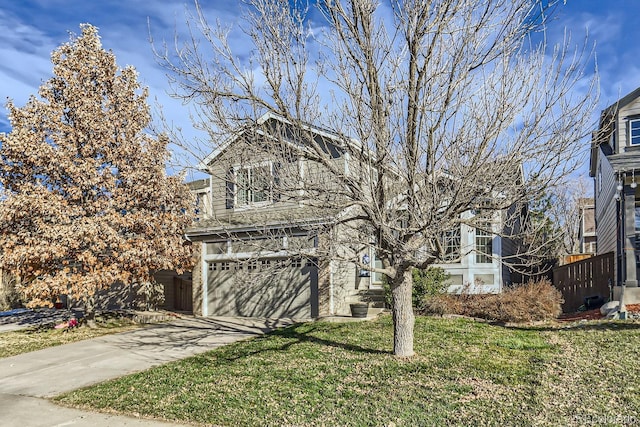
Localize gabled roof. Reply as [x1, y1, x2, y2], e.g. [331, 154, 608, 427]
[197, 112, 364, 170]
[589, 86, 640, 176]
[600, 86, 640, 122]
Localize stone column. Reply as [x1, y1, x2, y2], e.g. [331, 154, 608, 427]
[624, 185, 638, 287]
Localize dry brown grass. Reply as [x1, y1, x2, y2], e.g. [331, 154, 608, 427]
[424, 279, 563, 323]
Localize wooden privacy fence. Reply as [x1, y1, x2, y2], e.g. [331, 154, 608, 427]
[552, 252, 614, 313]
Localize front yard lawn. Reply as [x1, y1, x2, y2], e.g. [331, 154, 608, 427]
[56, 316, 640, 426]
[0, 318, 140, 358]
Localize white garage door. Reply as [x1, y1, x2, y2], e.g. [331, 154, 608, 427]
[207, 258, 318, 319]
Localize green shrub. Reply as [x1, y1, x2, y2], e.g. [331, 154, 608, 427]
[384, 267, 450, 312]
[423, 278, 563, 323]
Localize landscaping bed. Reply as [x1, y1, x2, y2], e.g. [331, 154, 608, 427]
[557, 308, 604, 322]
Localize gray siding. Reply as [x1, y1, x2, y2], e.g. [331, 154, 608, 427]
[594, 151, 618, 255]
[203, 140, 345, 226]
[209, 149, 302, 219]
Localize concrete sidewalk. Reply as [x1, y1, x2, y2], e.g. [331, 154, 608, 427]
[0, 316, 293, 426]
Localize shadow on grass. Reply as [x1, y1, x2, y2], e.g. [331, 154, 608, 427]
[277, 323, 390, 353]
[214, 322, 392, 362]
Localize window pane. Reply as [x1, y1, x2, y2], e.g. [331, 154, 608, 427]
[632, 121, 640, 145]
[251, 165, 271, 203]
[475, 274, 494, 285]
[442, 228, 460, 261]
[235, 165, 275, 205]
[475, 224, 492, 263]
[237, 168, 249, 205]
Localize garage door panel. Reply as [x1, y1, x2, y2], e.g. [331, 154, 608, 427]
[235, 268, 310, 318]
[207, 258, 317, 319]
[207, 263, 236, 317]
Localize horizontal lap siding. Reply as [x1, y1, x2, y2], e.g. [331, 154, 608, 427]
[209, 148, 304, 220]
[594, 153, 617, 255]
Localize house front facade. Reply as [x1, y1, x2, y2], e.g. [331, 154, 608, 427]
[184, 113, 371, 319]
[590, 86, 640, 307]
[184, 114, 522, 319]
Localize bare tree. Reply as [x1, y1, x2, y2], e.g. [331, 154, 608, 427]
[0, 25, 194, 316]
[156, 0, 597, 356]
[547, 176, 592, 257]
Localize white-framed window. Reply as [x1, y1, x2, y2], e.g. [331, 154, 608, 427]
[236, 162, 274, 207]
[631, 119, 640, 146]
[475, 223, 493, 264]
[441, 228, 461, 262]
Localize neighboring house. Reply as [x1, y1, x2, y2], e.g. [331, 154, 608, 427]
[578, 198, 596, 254]
[589, 86, 640, 305]
[182, 113, 524, 319]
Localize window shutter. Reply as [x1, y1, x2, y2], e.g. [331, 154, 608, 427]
[225, 168, 235, 209]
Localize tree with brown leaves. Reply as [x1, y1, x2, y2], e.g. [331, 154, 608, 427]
[0, 24, 194, 316]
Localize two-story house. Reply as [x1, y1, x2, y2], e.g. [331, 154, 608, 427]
[590, 86, 640, 309]
[179, 113, 524, 319]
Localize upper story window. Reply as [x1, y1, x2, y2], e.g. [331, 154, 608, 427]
[225, 162, 278, 209]
[237, 163, 272, 205]
[631, 119, 640, 146]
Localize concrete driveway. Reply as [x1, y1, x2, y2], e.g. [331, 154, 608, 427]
[0, 316, 293, 426]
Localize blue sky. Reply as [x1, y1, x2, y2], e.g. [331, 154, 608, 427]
[0, 0, 638, 179]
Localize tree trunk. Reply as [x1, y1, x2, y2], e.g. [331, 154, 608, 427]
[391, 267, 415, 357]
[83, 294, 97, 328]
